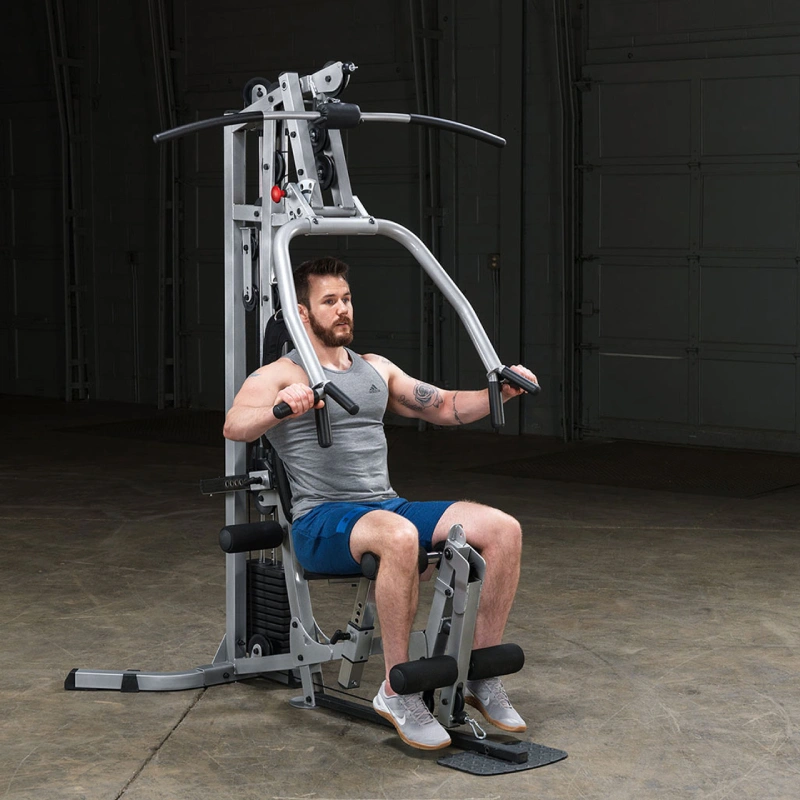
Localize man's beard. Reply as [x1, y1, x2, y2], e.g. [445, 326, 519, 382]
[308, 310, 354, 347]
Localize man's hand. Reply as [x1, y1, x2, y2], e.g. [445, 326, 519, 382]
[273, 382, 325, 418]
[501, 365, 539, 401]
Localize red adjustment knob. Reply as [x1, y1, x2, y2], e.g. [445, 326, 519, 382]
[270, 185, 286, 204]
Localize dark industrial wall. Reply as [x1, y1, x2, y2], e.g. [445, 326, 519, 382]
[11, 1, 796, 451]
[579, 0, 800, 452]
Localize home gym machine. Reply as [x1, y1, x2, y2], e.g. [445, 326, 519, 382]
[65, 61, 566, 775]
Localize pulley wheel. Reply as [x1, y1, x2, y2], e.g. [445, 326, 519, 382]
[247, 633, 274, 657]
[272, 151, 286, 185]
[316, 154, 336, 191]
[309, 122, 329, 153]
[242, 77, 278, 106]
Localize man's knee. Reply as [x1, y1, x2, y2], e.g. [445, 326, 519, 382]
[481, 508, 522, 559]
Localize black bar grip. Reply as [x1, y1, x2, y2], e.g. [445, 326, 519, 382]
[408, 113, 506, 148]
[324, 381, 359, 415]
[319, 102, 361, 129]
[219, 521, 284, 553]
[315, 405, 332, 448]
[499, 366, 541, 395]
[389, 655, 459, 694]
[153, 111, 263, 144]
[468, 643, 525, 681]
[488, 376, 504, 429]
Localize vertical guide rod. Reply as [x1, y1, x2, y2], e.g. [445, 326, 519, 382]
[223, 124, 249, 662]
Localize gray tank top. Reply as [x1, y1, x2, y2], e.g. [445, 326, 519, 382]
[266, 348, 397, 519]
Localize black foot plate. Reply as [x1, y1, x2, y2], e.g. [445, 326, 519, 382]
[438, 741, 567, 775]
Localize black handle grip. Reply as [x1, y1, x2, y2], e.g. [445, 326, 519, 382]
[315, 405, 332, 448]
[488, 376, 504, 429]
[273, 401, 293, 419]
[325, 381, 359, 415]
[499, 366, 541, 395]
[273, 388, 323, 420]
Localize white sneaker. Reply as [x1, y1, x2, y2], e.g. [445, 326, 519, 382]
[372, 681, 451, 750]
[465, 677, 527, 732]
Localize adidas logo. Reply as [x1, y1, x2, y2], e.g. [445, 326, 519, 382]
[369, 384, 380, 394]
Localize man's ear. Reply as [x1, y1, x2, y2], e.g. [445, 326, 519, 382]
[298, 303, 309, 323]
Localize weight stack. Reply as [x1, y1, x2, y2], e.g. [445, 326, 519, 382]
[247, 558, 291, 654]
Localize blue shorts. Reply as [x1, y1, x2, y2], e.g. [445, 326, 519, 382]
[291, 497, 454, 575]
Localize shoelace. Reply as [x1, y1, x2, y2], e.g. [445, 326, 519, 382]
[398, 692, 437, 724]
[475, 678, 513, 709]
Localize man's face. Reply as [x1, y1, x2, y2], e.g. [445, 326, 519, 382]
[302, 274, 354, 347]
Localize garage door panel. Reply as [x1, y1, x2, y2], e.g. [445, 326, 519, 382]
[599, 353, 689, 423]
[701, 174, 798, 251]
[702, 76, 800, 156]
[600, 262, 689, 341]
[599, 80, 691, 158]
[700, 265, 797, 346]
[700, 358, 796, 431]
[600, 174, 691, 250]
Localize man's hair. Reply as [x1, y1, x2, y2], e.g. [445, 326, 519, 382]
[293, 257, 350, 308]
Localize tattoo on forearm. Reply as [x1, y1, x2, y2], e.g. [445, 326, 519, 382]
[453, 391, 465, 425]
[398, 382, 443, 411]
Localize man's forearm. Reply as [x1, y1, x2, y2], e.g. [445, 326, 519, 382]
[447, 389, 498, 426]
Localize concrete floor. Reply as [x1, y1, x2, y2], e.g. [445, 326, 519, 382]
[1, 395, 799, 800]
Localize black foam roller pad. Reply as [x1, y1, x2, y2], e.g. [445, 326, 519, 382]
[468, 643, 525, 681]
[219, 521, 284, 553]
[389, 655, 458, 694]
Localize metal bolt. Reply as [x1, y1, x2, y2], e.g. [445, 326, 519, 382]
[282, 82, 286, 89]
[298, 654, 304, 661]
[263, 163, 269, 170]
[298, 168, 304, 175]
[325, 75, 331, 83]
[243, 244, 249, 253]
[290, 131, 296, 138]
[254, 210, 259, 217]
[292, 621, 298, 628]
[268, 96, 273, 103]
[223, 672, 230, 679]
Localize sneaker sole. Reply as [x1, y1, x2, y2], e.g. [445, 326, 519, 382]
[464, 695, 527, 733]
[373, 704, 451, 751]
